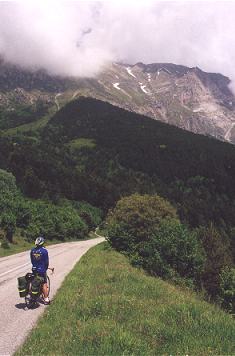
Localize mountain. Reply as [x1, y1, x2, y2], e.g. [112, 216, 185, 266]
[0, 59, 235, 143]
[98, 62, 235, 143]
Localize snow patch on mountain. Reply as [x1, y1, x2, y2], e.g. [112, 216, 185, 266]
[139, 83, 148, 94]
[141, 86, 148, 94]
[113, 83, 121, 90]
[112, 82, 132, 98]
[126, 67, 136, 78]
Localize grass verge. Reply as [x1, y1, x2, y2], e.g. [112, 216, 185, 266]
[0, 237, 33, 258]
[17, 242, 235, 355]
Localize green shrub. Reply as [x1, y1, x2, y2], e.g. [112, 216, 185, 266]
[106, 193, 178, 251]
[0, 168, 93, 243]
[219, 267, 235, 313]
[0, 169, 23, 242]
[1, 238, 10, 249]
[24, 200, 88, 241]
[134, 219, 205, 284]
[71, 201, 102, 230]
[106, 194, 205, 286]
[0, 169, 18, 196]
[229, 227, 235, 263]
[195, 224, 233, 298]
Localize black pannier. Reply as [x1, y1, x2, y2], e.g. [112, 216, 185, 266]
[17, 276, 29, 297]
[30, 275, 44, 299]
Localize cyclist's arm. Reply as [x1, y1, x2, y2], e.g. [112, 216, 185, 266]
[45, 249, 49, 271]
[30, 249, 33, 264]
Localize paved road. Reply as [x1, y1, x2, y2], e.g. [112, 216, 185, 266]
[0, 237, 104, 355]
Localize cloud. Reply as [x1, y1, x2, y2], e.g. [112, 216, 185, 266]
[0, 1, 235, 88]
[0, 2, 114, 76]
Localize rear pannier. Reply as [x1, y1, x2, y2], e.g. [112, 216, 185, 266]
[30, 275, 44, 299]
[17, 276, 28, 297]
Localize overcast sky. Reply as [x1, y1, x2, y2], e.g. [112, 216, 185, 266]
[0, 1, 235, 87]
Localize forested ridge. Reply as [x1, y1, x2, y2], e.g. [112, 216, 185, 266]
[0, 96, 234, 308]
[0, 96, 235, 238]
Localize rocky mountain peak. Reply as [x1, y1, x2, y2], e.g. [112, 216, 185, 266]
[0, 60, 235, 144]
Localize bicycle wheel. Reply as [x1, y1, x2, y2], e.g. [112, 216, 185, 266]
[25, 292, 37, 309]
[47, 275, 50, 296]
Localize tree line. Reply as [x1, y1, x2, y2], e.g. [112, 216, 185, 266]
[0, 169, 102, 245]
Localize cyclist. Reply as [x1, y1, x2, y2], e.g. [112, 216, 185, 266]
[30, 236, 50, 305]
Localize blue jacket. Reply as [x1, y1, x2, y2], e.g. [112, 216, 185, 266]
[30, 246, 49, 274]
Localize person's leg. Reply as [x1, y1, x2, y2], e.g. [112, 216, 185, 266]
[42, 282, 49, 298]
[42, 273, 50, 304]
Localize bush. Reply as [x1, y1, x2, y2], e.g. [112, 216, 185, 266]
[134, 219, 205, 284]
[229, 227, 235, 263]
[219, 267, 235, 313]
[0, 169, 93, 243]
[0, 169, 23, 242]
[1, 238, 10, 249]
[24, 200, 88, 241]
[0, 169, 18, 196]
[195, 224, 233, 298]
[71, 201, 102, 230]
[106, 193, 177, 251]
[106, 194, 205, 286]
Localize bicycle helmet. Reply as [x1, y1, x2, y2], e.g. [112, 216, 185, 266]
[35, 236, 45, 247]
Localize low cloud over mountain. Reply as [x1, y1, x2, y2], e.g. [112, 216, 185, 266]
[0, 1, 235, 89]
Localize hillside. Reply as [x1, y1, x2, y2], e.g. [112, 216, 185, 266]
[47, 96, 235, 185]
[1, 59, 235, 143]
[1, 96, 235, 232]
[17, 243, 235, 356]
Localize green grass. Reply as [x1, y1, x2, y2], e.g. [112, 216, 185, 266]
[4, 105, 57, 135]
[68, 138, 96, 150]
[17, 242, 235, 355]
[0, 237, 33, 257]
